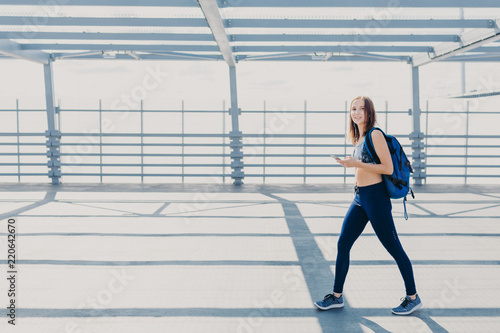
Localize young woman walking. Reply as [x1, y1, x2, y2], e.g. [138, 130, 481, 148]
[314, 96, 422, 315]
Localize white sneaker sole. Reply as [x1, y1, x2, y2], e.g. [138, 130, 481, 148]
[391, 302, 422, 315]
[314, 302, 344, 310]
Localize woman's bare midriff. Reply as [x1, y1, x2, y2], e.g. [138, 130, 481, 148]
[354, 167, 383, 187]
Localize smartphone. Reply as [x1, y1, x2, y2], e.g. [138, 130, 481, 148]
[330, 154, 341, 160]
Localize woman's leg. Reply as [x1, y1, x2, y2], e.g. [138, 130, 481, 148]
[333, 198, 369, 294]
[361, 186, 417, 296]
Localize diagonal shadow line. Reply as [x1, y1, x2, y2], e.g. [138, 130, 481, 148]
[358, 317, 393, 333]
[65, 201, 271, 216]
[61, 200, 275, 217]
[475, 193, 500, 200]
[312, 202, 353, 209]
[263, 192, 366, 333]
[152, 202, 170, 216]
[446, 203, 500, 217]
[410, 203, 438, 216]
[162, 202, 276, 216]
[414, 311, 450, 333]
[63, 201, 146, 216]
[0, 190, 57, 221]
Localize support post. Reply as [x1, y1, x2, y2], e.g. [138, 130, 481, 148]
[409, 64, 425, 185]
[228, 65, 244, 185]
[16, 99, 20, 182]
[182, 100, 185, 184]
[99, 99, 103, 183]
[43, 60, 61, 184]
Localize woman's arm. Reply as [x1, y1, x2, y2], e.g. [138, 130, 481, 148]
[337, 130, 394, 175]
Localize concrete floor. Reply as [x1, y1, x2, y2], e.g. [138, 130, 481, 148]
[0, 183, 499, 333]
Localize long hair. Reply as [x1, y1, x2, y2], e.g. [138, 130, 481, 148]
[347, 96, 377, 145]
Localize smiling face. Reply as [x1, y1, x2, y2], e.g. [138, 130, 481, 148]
[350, 98, 366, 129]
[347, 96, 376, 145]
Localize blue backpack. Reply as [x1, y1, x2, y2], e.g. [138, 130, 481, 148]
[364, 127, 415, 220]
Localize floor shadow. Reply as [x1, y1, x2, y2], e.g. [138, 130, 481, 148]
[0, 189, 57, 221]
[3, 184, 499, 332]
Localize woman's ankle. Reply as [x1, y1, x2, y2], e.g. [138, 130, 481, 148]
[333, 292, 342, 298]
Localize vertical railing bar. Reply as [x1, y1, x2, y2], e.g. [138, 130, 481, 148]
[140, 99, 144, 184]
[58, 101, 62, 181]
[263, 100, 266, 184]
[57, 99, 61, 179]
[99, 99, 103, 183]
[182, 100, 185, 183]
[425, 100, 429, 185]
[16, 99, 20, 183]
[303, 100, 307, 184]
[465, 100, 470, 184]
[222, 100, 226, 184]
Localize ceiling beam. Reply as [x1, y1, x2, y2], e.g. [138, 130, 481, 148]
[241, 52, 410, 62]
[0, 17, 494, 29]
[238, 54, 412, 62]
[0, 17, 208, 27]
[218, 0, 500, 8]
[2, 31, 458, 43]
[228, 19, 494, 29]
[0, 0, 199, 6]
[1, 32, 215, 42]
[22, 44, 220, 52]
[39, 53, 500, 62]
[0, 39, 49, 64]
[233, 45, 433, 53]
[52, 51, 222, 61]
[53, 51, 104, 59]
[20, 43, 436, 53]
[197, 0, 235, 66]
[27, 43, 500, 54]
[1, 0, 498, 7]
[232, 34, 459, 43]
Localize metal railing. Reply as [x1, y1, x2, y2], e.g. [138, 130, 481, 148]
[422, 102, 500, 183]
[1, 100, 499, 184]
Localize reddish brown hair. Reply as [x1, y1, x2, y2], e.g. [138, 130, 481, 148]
[347, 96, 377, 145]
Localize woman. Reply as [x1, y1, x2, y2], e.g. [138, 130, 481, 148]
[314, 96, 422, 315]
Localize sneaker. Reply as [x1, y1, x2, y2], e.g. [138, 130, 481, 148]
[391, 294, 422, 315]
[314, 293, 344, 310]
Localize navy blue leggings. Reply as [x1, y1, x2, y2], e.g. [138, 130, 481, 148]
[333, 181, 417, 295]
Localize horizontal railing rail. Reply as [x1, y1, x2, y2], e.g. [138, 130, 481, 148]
[1, 105, 499, 183]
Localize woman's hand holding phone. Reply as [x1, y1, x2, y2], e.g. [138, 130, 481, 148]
[330, 154, 341, 161]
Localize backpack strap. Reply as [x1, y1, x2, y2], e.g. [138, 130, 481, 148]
[386, 175, 407, 189]
[364, 127, 386, 165]
[403, 196, 409, 220]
